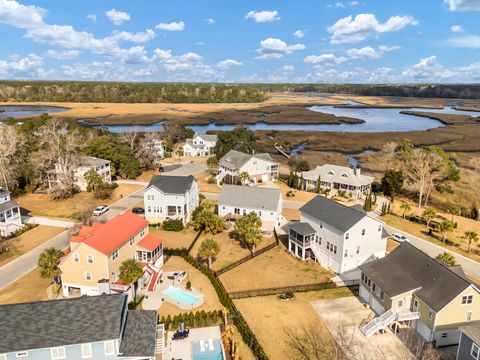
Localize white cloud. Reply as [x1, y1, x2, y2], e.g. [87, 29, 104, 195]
[451, 24, 463, 32]
[105, 9, 130, 25]
[46, 49, 80, 59]
[293, 29, 306, 38]
[327, 13, 418, 44]
[217, 59, 243, 68]
[282, 65, 295, 72]
[444, 0, 480, 11]
[0, 54, 45, 78]
[332, 1, 359, 8]
[86, 14, 96, 23]
[205, 18, 215, 25]
[304, 53, 347, 65]
[0, 0, 45, 28]
[155, 21, 185, 31]
[196, 42, 205, 46]
[245, 10, 280, 23]
[401, 55, 454, 81]
[445, 35, 480, 48]
[109, 29, 155, 43]
[117, 46, 149, 64]
[256, 38, 305, 60]
[347, 45, 400, 59]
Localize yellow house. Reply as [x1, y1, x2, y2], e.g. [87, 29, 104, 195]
[60, 212, 164, 298]
[359, 242, 480, 346]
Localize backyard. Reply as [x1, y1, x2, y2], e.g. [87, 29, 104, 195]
[0, 268, 52, 304]
[219, 244, 332, 292]
[149, 227, 198, 249]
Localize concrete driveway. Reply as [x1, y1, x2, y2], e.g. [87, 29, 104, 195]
[311, 296, 416, 360]
[163, 163, 205, 176]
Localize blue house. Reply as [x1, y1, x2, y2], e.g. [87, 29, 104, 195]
[0, 294, 162, 360]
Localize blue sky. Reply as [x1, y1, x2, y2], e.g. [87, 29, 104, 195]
[0, 0, 479, 83]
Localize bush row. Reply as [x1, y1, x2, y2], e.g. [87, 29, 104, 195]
[160, 310, 223, 330]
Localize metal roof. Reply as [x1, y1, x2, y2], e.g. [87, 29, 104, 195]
[218, 184, 281, 212]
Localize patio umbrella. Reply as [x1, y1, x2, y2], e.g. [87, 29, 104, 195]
[180, 322, 184, 332]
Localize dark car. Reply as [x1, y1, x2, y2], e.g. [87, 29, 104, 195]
[132, 207, 145, 215]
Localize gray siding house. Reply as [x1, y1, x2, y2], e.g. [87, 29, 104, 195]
[0, 294, 161, 360]
[457, 324, 480, 360]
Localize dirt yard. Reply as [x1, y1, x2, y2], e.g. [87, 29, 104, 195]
[158, 256, 222, 317]
[190, 231, 276, 271]
[234, 288, 353, 360]
[277, 181, 317, 202]
[194, 172, 221, 193]
[16, 183, 142, 219]
[282, 208, 300, 221]
[0, 225, 65, 267]
[0, 268, 52, 304]
[219, 244, 332, 292]
[149, 228, 198, 249]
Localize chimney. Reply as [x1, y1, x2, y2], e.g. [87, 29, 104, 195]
[355, 168, 361, 176]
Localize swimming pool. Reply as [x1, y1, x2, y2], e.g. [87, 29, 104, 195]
[192, 339, 224, 360]
[162, 286, 200, 307]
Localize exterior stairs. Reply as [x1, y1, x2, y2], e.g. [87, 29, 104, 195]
[310, 243, 323, 264]
[361, 310, 420, 337]
[155, 323, 165, 359]
[215, 170, 228, 185]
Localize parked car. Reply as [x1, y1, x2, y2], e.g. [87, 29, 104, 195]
[391, 233, 409, 243]
[93, 205, 109, 216]
[132, 207, 145, 215]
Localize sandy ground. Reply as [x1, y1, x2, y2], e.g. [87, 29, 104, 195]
[219, 244, 332, 292]
[0, 267, 52, 304]
[277, 181, 317, 202]
[0, 225, 64, 267]
[282, 208, 300, 221]
[234, 288, 353, 360]
[149, 228, 198, 249]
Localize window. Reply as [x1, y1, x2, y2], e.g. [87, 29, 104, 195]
[81, 343, 92, 358]
[104, 341, 115, 356]
[73, 253, 80, 263]
[87, 255, 94, 264]
[462, 295, 474, 305]
[333, 245, 337, 254]
[320, 222, 323, 229]
[428, 310, 433, 320]
[0, 355, 6, 360]
[15, 352, 28, 358]
[413, 299, 419, 311]
[441, 333, 448, 339]
[316, 235, 321, 245]
[112, 250, 118, 260]
[378, 225, 382, 232]
[472, 343, 480, 359]
[380, 291, 384, 301]
[398, 299, 404, 308]
[372, 283, 376, 292]
[85, 271, 92, 281]
[361, 273, 365, 282]
[467, 311, 473, 322]
[362, 229, 366, 236]
[51, 347, 66, 359]
[345, 233, 349, 240]
[129, 237, 134, 245]
[356, 246, 360, 254]
[344, 249, 348, 258]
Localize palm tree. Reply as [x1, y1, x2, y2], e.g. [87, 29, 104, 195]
[234, 212, 262, 254]
[193, 209, 223, 234]
[38, 247, 64, 285]
[437, 220, 454, 243]
[399, 203, 411, 219]
[463, 231, 479, 253]
[239, 171, 250, 185]
[422, 208, 437, 228]
[198, 238, 220, 269]
[449, 207, 460, 223]
[436, 252, 456, 266]
[119, 259, 144, 303]
[222, 306, 230, 327]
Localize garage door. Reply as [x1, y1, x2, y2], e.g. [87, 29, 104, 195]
[416, 320, 432, 342]
[359, 285, 370, 303]
[370, 297, 385, 316]
[261, 174, 269, 182]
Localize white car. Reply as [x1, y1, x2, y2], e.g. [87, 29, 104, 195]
[93, 205, 109, 216]
[391, 233, 409, 243]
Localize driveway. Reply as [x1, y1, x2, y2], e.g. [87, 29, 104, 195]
[164, 163, 206, 176]
[311, 296, 416, 360]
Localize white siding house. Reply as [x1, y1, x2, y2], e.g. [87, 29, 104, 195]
[0, 187, 22, 237]
[287, 195, 386, 274]
[217, 185, 283, 231]
[144, 175, 199, 224]
[183, 133, 217, 157]
[216, 150, 279, 185]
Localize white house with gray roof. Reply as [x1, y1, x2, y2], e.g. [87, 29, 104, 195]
[0, 187, 22, 237]
[0, 294, 162, 360]
[286, 195, 386, 274]
[300, 164, 374, 199]
[217, 185, 282, 231]
[183, 133, 217, 157]
[144, 175, 199, 224]
[216, 150, 279, 185]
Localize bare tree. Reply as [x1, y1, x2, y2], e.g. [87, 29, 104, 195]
[381, 141, 398, 171]
[136, 132, 163, 169]
[118, 131, 138, 152]
[0, 126, 25, 191]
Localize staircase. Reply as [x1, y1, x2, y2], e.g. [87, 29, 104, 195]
[361, 310, 420, 337]
[327, 188, 337, 199]
[310, 243, 323, 264]
[215, 170, 228, 184]
[397, 311, 420, 322]
[155, 323, 165, 360]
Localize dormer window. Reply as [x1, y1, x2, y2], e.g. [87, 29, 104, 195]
[328, 171, 334, 175]
[342, 173, 348, 177]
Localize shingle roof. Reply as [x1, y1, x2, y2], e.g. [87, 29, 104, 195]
[460, 322, 480, 344]
[147, 175, 196, 194]
[218, 185, 281, 212]
[119, 310, 157, 358]
[300, 195, 367, 232]
[301, 164, 374, 187]
[0, 294, 127, 353]
[359, 242, 473, 312]
[197, 134, 217, 142]
[218, 150, 273, 169]
[286, 221, 316, 235]
[79, 156, 110, 167]
[0, 200, 18, 213]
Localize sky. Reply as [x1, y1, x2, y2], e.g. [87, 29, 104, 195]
[0, 0, 479, 83]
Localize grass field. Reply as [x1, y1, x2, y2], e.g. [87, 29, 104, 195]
[16, 184, 141, 219]
[234, 288, 354, 359]
[0, 225, 65, 267]
[219, 244, 332, 292]
[0, 268, 52, 304]
[149, 228, 198, 249]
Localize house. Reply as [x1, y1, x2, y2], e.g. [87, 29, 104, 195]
[146, 138, 165, 164]
[144, 175, 199, 224]
[60, 212, 164, 298]
[216, 150, 279, 185]
[286, 195, 386, 274]
[359, 242, 480, 346]
[457, 323, 480, 360]
[0, 187, 22, 237]
[183, 133, 217, 157]
[299, 164, 374, 199]
[48, 156, 112, 191]
[0, 294, 162, 360]
[217, 185, 283, 231]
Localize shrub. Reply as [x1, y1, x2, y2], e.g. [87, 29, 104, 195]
[186, 281, 192, 290]
[163, 219, 184, 232]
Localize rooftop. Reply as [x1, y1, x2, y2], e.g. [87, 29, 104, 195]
[218, 184, 281, 212]
[286, 221, 316, 235]
[301, 164, 374, 187]
[147, 175, 196, 194]
[137, 234, 164, 251]
[0, 294, 127, 354]
[460, 322, 480, 344]
[79, 156, 110, 167]
[119, 310, 157, 358]
[219, 150, 274, 169]
[0, 200, 18, 213]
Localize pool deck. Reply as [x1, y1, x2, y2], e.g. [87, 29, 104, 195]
[165, 326, 225, 360]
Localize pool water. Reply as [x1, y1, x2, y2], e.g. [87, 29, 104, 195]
[162, 286, 199, 306]
[192, 339, 224, 360]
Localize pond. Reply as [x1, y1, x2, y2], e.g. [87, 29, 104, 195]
[0, 105, 69, 119]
